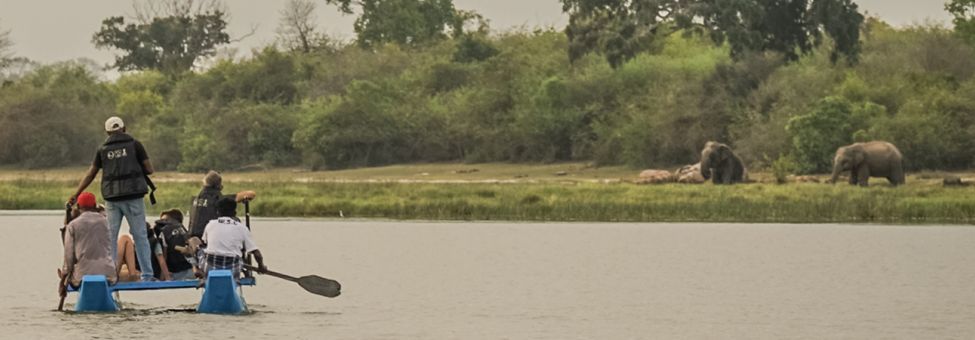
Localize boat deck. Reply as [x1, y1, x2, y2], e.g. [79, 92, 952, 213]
[67, 277, 256, 292]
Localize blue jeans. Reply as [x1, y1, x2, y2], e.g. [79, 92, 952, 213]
[105, 197, 154, 280]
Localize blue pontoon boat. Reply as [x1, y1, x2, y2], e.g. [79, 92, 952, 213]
[66, 270, 255, 314]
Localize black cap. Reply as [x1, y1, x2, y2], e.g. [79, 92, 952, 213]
[216, 197, 237, 217]
[160, 208, 184, 223]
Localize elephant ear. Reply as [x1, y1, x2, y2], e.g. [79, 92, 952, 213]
[718, 145, 730, 161]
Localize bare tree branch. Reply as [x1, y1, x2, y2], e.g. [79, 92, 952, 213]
[277, 0, 320, 52]
[231, 23, 259, 43]
[132, 0, 226, 23]
[0, 20, 12, 61]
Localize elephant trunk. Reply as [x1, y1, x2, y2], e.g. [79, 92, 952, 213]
[829, 160, 841, 184]
[700, 155, 711, 180]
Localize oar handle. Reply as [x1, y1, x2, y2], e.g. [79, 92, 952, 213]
[58, 203, 71, 311]
[242, 264, 298, 282]
[57, 269, 68, 311]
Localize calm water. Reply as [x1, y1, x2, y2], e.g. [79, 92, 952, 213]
[3, 212, 975, 339]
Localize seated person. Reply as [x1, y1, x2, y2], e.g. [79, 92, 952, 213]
[116, 220, 164, 281]
[154, 209, 196, 281]
[201, 197, 266, 281]
[61, 192, 116, 290]
[187, 170, 256, 239]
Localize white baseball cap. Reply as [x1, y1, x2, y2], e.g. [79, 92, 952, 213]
[105, 116, 124, 132]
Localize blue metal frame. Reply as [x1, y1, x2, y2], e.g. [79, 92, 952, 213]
[67, 277, 255, 292]
[74, 275, 118, 312]
[69, 271, 254, 314]
[197, 270, 247, 314]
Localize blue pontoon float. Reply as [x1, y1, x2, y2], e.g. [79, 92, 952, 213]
[67, 270, 255, 314]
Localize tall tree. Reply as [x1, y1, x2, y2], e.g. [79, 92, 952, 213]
[92, 0, 231, 76]
[561, 0, 864, 68]
[0, 21, 12, 67]
[325, 0, 468, 47]
[947, 0, 975, 44]
[278, 0, 327, 53]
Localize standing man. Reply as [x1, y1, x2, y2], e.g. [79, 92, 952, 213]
[67, 116, 156, 281]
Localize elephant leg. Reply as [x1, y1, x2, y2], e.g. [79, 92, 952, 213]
[848, 167, 858, 185]
[857, 166, 870, 187]
[721, 166, 733, 184]
[889, 165, 905, 186]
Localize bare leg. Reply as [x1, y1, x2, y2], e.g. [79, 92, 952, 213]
[116, 234, 139, 281]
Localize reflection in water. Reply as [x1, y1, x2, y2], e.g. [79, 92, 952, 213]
[4, 214, 975, 339]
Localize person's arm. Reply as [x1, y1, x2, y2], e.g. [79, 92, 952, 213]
[154, 243, 171, 281]
[142, 160, 154, 175]
[134, 140, 154, 175]
[235, 191, 256, 202]
[156, 255, 171, 280]
[250, 249, 266, 273]
[68, 166, 99, 204]
[242, 229, 265, 272]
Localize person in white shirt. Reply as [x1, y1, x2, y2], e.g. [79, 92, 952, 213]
[200, 197, 267, 280]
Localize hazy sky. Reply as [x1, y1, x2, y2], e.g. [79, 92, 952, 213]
[0, 0, 954, 69]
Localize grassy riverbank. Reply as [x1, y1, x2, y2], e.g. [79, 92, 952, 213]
[2, 164, 974, 224]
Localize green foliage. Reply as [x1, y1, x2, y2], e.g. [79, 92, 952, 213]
[453, 33, 499, 63]
[293, 81, 412, 169]
[325, 0, 469, 48]
[7, 176, 975, 223]
[786, 96, 856, 173]
[178, 102, 299, 171]
[511, 77, 584, 162]
[0, 63, 113, 168]
[164, 48, 301, 171]
[947, 0, 975, 44]
[560, 0, 864, 67]
[769, 154, 799, 184]
[92, 11, 230, 76]
[7, 17, 975, 174]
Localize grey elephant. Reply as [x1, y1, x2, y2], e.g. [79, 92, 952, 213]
[699, 141, 746, 184]
[829, 141, 905, 186]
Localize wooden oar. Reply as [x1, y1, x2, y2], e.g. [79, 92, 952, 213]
[57, 203, 71, 311]
[57, 269, 68, 311]
[242, 264, 341, 298]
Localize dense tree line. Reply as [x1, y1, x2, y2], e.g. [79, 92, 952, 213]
[2, 1, 975, 173]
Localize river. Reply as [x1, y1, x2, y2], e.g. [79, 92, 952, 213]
[2, 213, 974, 339]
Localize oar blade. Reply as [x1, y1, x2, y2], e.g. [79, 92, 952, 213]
[297, 275, 341, 298]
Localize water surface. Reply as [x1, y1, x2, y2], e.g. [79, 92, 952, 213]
[3, 213, 974, 339]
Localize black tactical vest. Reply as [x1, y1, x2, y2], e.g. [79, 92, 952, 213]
[98, 133, 147, 200]
[156, 219, 193, 273]
[188, 187, 223, 238]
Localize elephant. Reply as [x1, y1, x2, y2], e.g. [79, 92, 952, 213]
[829, 141, 905, 186]
[699, 141, 747, 184]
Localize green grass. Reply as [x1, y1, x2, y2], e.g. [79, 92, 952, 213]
[3, 174, 975, 224]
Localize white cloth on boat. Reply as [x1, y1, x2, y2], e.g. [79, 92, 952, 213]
[201, 217, 258, 257]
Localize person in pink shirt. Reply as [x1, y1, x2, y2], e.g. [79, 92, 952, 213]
[60, 192, 117, 290]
